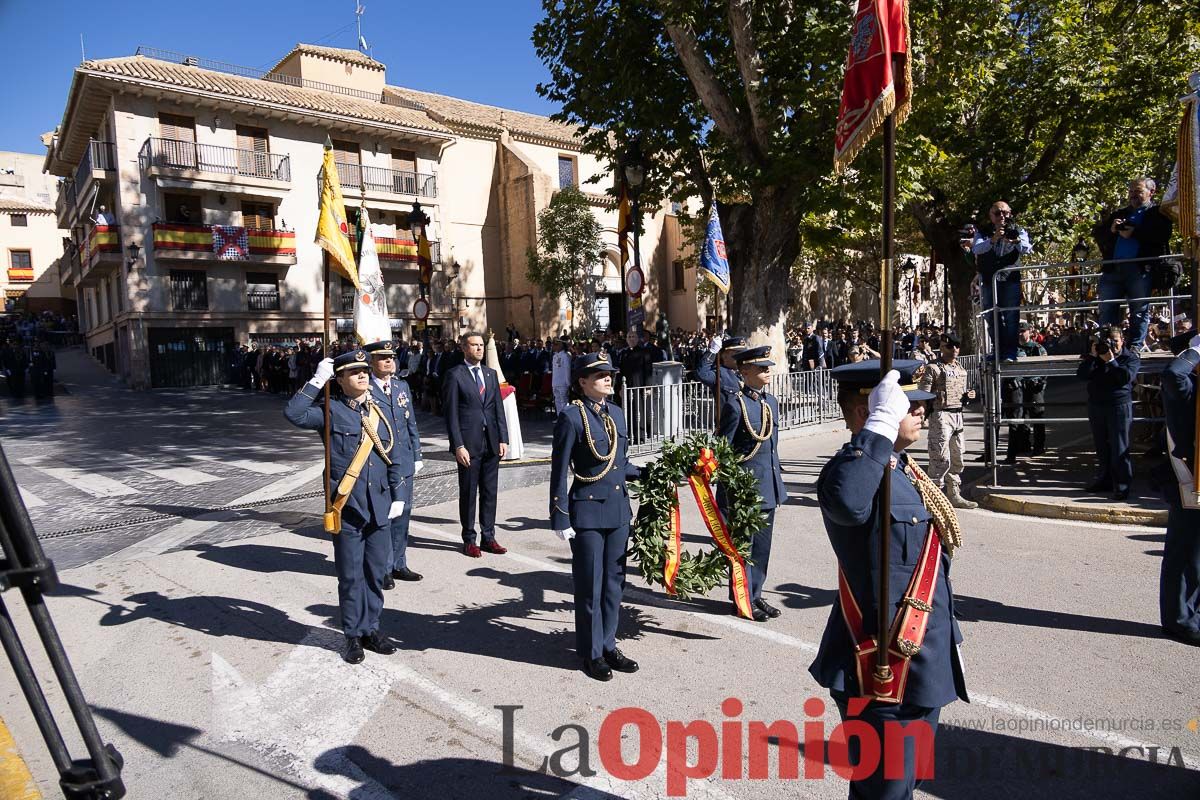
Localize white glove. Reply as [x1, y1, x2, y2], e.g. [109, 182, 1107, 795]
[863, 370, 911, 443]
[413, 461, 424, 475]
[708, 337, 722, 355]
[388, 500, 406, 520]
[309, 357, 335, 387]
[555, 527, 577, 541]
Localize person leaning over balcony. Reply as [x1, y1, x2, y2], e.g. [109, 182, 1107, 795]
[973, 201, 1032, 362]
[1091, 178, 1173, 351]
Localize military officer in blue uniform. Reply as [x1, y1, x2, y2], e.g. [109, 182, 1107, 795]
[1159, 330, 1200, 647]
[696, 335, 746, 398]
[285, 350, 406, 664]
[549, 352, 644, 681]
[717, 345, 786, 621]
[365, 340, 425, 588]
[810, 360, 968, 800]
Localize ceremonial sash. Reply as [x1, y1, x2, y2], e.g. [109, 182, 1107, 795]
[324, 404, 386, 534]
[837, 526, 942, 704]
[665, 448, 755, 619]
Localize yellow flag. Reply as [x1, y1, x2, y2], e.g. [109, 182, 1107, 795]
[316, 140, 359, 287]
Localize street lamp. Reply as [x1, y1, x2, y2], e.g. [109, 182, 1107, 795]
[619, 139, 649, 332]
[900, 257, 917, 327]
[126, 241, 140, 266]
[1071, 237, 1088, 305]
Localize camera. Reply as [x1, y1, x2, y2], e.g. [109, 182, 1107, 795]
[1118, 221, 1136, 232]
[1003, 224, 1020, 242]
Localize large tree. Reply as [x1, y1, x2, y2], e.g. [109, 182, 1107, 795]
[534, 0, 848, 351]
[535, 1, 1199, 348]
[526, 185, 607, 332]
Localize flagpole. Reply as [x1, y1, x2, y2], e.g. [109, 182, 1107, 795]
[322, 252, 333, 521]
[875, 112, 897, 689]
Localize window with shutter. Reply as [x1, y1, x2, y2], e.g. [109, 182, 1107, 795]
[332, 140, 360, 188]
[241, 202, 274, 231]
[236, 126, 270, 178]
[391, 149, 417, 194]
[158, 113, 196, 168]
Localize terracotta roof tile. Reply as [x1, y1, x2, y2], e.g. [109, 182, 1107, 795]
[271, 44, 385, 73]
[0, 196, 54, 213]
[81, 56, 451, 135]
[384, 86, 583, 147]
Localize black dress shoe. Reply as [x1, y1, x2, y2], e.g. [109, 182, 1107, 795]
[343, 636, 365, 664]
[583, 657, 613, 681]
[734, 603, 770, 622]
[381, 574, 396, 591]
[360, 632, 397, 655]
[1111, 489, 1130, 502]
[1086, 478, 1113, 492]
[755, 599, 782, 619]
[603, 648, 639, 673]
[393, 567, 423, 582]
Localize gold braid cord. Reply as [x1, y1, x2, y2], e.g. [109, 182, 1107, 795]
[736, 394, 774, 462]
[906, 461, 963, 558]
[361, 399, 395, 466]
[570, 400, 617, 483]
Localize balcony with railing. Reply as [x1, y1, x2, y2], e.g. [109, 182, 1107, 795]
[151, 223, 297, 265]
[140, 138, 292, 186]
[333, 161, 437, 199]
[78, 225, 122, 285]
[75, 141, 117, 188]
[247, 289, 281, 311]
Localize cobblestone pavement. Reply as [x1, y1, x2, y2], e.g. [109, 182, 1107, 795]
[0, 348, 554, 567]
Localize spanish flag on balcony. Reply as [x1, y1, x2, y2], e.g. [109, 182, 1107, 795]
[316, 137, 359, 288]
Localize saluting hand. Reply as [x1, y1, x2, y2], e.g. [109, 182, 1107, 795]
[864, 370, 911, 443]
[309, 357, 335, 387]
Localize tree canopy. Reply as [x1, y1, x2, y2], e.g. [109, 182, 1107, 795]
[535, 0, 1200, 341]
[526, 185, 606, 331]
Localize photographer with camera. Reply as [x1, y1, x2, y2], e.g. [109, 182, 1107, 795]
[1076, 325, 1141, 501]
[972, 201, 1033, 363]
[1091, 178, 1173, 350]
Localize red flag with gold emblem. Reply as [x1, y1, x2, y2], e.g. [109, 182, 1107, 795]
[833, 0, 912, 172]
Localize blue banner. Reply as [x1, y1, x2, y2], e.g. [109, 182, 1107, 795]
[699, 204, 731, 294]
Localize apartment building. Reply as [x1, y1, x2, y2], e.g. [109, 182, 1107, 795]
[0, 150, 72, 314]
[44, 44, 699, 388]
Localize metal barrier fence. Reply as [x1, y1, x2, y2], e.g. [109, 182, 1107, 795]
[622, 369, 845, 456]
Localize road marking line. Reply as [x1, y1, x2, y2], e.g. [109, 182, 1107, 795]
[408, 519, 1199, 770]
[227, 462, 325, 506]
[31, 466, 138, 498]
[17, 488, 45, 508]
[129, 465, 221, 486]
[189, 454, 295, 475]
[0, 715, 42, 800]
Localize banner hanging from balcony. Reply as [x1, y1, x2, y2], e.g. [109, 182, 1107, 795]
[151, 224, 295, 256]
[83, 225, 121, 264]
[376, 238, 418, 263]
[212, 226, 249, 260]
[354, 208, 392, 344]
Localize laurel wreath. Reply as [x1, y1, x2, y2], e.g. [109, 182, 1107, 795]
[630, 432, 764, 598]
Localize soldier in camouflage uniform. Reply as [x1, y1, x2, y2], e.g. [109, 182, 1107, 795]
[919, 331, 978, 509]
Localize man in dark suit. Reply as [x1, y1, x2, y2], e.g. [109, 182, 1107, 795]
[443, 332, 510, 557]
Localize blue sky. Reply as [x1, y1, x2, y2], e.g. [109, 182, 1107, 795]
[0, 0, 558, 153]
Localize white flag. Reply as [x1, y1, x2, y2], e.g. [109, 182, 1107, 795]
[354, 207, 392, 344]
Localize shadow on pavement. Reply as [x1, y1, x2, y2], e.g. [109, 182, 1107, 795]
[954, 595, 1166, 640]
[307, 746, 624, 800]
[98, 591, 320, 647]
[186, 542, 334, 576]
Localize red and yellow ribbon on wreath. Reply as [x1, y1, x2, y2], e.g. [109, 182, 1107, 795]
[662, 447, 755, 618]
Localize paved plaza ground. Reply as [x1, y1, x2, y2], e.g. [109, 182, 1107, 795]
[0, 350, 1197, 799]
